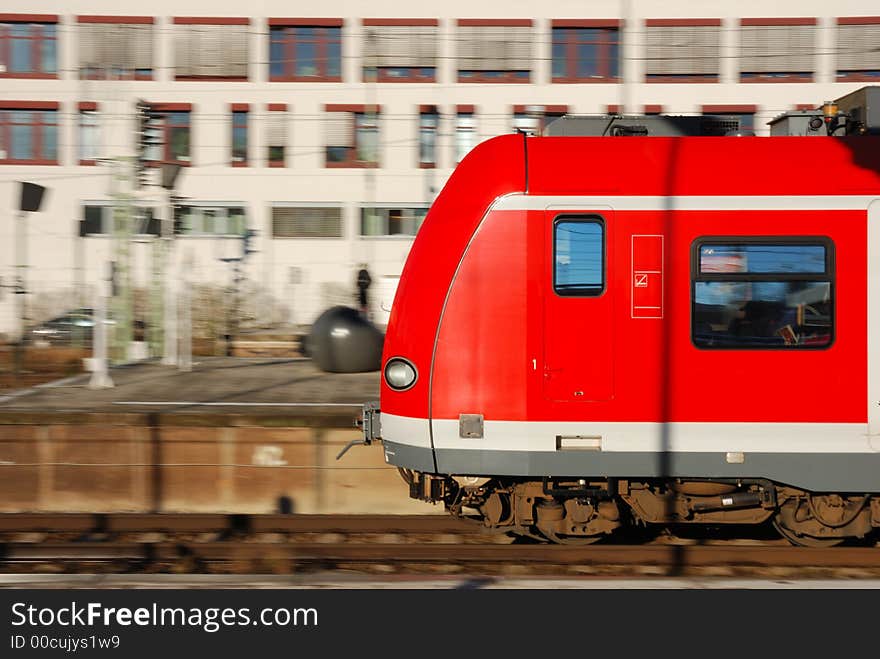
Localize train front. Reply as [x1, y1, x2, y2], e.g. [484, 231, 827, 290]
[356, 134, 527, 495]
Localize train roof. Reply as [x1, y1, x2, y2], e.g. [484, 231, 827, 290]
[522, 134, 880, 198]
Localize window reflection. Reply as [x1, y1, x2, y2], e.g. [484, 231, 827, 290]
[694, 281, 831, 347]
[554, 219, 604, 296]
[692, 240, 833, 349]
[700, 244, 825, 274]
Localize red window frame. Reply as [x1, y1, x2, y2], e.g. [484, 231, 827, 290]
[551, 20, 621, 83]
[0, 15, 58, 79]
[231, 103, 248, 167]
[269, 19, 343, 82]
[457, 19, 532, 84]
[78, 101, 98, 166]
[0, 101, 59, 165]
[77, 16, 154, 81]
[142, 103, 192, 166]
[267, 103, 286, 168]
[324, 104, 380, 168]
[362, 19, 438, 83]
[418, 104, 437, 168]
[835, 17, 880, 82]
[739, 18, 816, 83]
[454, 105, 477, 164]
[173, 17, 249, 81]
[644, 19, 720, 83]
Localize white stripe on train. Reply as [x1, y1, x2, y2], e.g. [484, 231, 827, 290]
[492, 194, 878, 212]
[382, 413, 878, 454]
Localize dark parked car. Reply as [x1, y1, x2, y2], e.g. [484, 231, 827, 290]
[25, 308, 146, 346]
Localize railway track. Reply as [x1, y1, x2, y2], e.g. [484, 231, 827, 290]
[0, 513, 474, 535]
[1, 514, 878, 576]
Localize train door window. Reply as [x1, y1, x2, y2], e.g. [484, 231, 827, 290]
[691, 238, 833, 349]
[553, 217, 605, 296]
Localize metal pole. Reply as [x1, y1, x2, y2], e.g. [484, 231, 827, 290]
[88, 261, 113, 389]
[179, 249, 192, 371]
[148, 233, 163, 358]
[13, 210, 26, 380]
[161, 191, 177, 365]
[110, 158, 133, 363]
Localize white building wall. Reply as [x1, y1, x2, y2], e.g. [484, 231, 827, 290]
[0, 0, 878, 337]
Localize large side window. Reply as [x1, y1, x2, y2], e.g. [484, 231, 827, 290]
[692, 238, 833, 349]
[554, 217, 605, 296]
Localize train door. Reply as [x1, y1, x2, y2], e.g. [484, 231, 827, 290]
[543, 209, 615, 402]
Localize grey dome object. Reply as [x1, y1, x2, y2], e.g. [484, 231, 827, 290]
[308, 306, 384, 373]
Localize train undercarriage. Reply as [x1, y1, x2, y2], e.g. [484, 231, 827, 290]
[399, 470, 880, 546]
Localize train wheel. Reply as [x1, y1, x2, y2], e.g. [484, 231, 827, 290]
[772, 517, 845, 548]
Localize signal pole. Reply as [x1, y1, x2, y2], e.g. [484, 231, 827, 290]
[88, 261, 114, 389]
[110, 157, 133, 363]
[14, 182, 47, 380]
[136, 101, 164, 360]
[13, 207, 26, 378]
[179, 249, 193, 371]
[159, 165, 182, 366]
[219, 229, 257, 356]
[134, 100, 185, 366]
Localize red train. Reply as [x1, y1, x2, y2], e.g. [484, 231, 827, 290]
[357, 113, 880, 546]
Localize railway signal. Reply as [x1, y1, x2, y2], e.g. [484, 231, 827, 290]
[134, 100, 162, 188]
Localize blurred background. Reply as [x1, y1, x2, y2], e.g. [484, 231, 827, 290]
[0, 3, 878, 580]
[0, 0, 877, 375]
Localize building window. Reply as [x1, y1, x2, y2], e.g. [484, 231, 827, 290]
[361, 207, 428, 236]
[163, 111, 191, 163]
[79, 108, 99, 164]
[78, 18, 153, 80]
[231, 107, 248, 166]
[269, 23, 342, 81]
[173, 204, 246, 236]
[692, 239, 833, 349]
[0, 106, 58, 164]
[81, 204, 108, 235]
[362, 21, 437, 82]
[0, 20, 57, 77]
[142, 108, 191, 164]
[82, 203, 160, 236]
[325, 105, 380, 167]
[455, 110, 476, 164]
[355, 113, 378, 163]
[457, 20, 532, 83]
[836, 18, 880, 81]
[551, 24, 619, 82]
[740, 20, 816, 82]
[554, 217, 605, 297]
[173, 20, 249, 80]
[645, 21, 720, 82]
[418, 107, 437, 167]
[267, 105, 287, 167]
[272, 206, 343, 238]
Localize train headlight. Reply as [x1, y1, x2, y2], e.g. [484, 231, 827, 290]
[384, 357, 417, 391]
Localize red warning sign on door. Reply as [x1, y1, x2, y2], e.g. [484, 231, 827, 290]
[632, 235, 663, 319]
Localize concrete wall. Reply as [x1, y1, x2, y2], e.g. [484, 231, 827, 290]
[0, 422, 434, 514]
